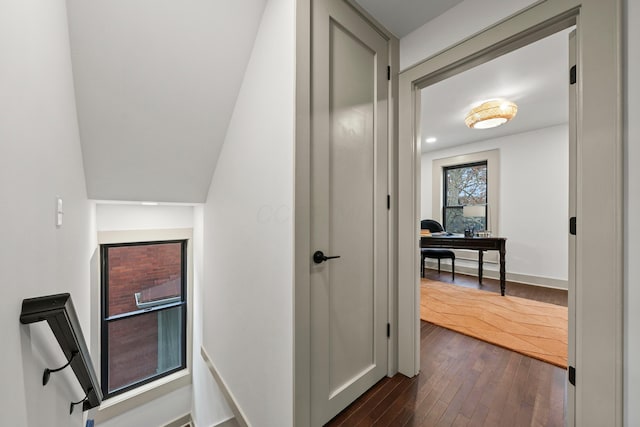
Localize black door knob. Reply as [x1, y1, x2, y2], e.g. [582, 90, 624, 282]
[313, 250, 341, 264]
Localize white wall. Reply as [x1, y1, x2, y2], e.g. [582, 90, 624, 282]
[94, 203, 234, 427]
[201, 0, 295, 424]
[95, 204, 194, 427]
[0, 0, 91, 425]
[93, 386, 192, 427]
[96, 204, 195, 231]
[192, 206, 235, 427]
[422, 125, 569, 284]
[624, 0, 640, 425]
[400, 0, 536, 70]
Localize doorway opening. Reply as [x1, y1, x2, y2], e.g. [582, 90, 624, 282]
[417, 28, 573, 424]
[390, 4, 577, 421]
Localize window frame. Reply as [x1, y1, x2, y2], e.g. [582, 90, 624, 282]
[93, 228, 193, 423]
[431, 149, 500, 262]
[100, 239, 188, 399]
[442, 160, 488, 233]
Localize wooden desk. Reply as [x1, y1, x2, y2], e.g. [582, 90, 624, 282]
[420, 235, 507, 296]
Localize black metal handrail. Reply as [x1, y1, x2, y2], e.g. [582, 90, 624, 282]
[20, 293, 102, 412]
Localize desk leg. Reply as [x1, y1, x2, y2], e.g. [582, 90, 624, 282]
[478, 250, 484, 285]
[500, 242, 506, 296]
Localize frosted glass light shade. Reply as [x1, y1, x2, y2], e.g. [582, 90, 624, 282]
[465, 100, 518, 129]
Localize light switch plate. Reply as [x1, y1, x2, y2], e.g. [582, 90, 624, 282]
[56, 197, 63, 227]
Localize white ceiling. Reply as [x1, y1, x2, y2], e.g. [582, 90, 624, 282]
[356, 0, 571, 153]
[66, 0, 267, 203]
[354, 0, 464, 38]
[420, 28, 571, 152]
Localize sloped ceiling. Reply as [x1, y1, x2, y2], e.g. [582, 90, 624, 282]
[68, 0, 569, 202]
[66, 0, 267, 202]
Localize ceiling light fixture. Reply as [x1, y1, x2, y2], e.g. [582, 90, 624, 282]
[465, 99, 518, 129]
[425, 137, 437, 144]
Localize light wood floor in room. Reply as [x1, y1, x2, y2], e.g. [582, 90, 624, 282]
[325, 270, 568, 427]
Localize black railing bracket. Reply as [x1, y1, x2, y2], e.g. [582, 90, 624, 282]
[20, 293, 102, 412]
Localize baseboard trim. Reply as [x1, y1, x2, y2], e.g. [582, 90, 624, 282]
[424, 262, 568, 290]
[200, 346, 250, 427]
[164, 413, 192, 427]
[164, 413, 238, 427]
[213, 416, 239, 427]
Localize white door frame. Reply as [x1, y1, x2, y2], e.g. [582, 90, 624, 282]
[397, 1, 622, 426]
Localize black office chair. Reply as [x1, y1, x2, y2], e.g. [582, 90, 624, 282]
[421, 219, 455, 280]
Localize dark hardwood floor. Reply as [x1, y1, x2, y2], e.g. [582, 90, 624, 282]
[325, 270, 568, 427]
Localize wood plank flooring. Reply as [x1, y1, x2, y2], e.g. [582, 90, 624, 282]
[325, 270, 568, 427]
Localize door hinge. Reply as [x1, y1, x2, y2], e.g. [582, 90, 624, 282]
[570, 65, 577, 85]
[387, 65, 391, 81]
[387, 194, 391, 210]
[569, 217, 577, 235]
[387, 323, 391, 338]
[568, 365, 576, 386]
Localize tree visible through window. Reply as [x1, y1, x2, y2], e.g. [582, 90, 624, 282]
[443, 161, 488, 233]
[100, 240, 187, 397]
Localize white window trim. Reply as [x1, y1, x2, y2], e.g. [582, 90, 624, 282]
[92, 228, 194, 423]
[431, 149, 500, 263]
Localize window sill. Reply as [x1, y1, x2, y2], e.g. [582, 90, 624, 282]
[93, 369, 191, 423]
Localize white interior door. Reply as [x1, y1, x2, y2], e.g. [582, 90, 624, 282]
[310, 0, 389, 424]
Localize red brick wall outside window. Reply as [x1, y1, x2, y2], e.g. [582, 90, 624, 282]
[101, 241, 186, 396]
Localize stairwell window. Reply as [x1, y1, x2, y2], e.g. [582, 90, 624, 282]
[100, 240, 187, 398]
